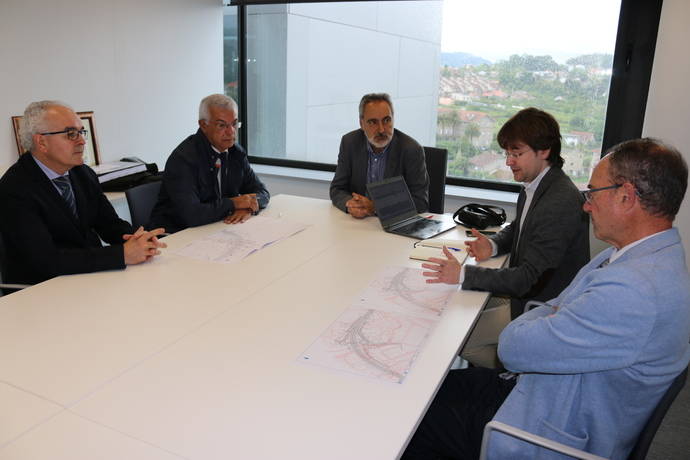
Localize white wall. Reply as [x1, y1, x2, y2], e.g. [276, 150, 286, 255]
[247, 1, 442, 163]
[0, 0, 222, 170]
[643, 0, 690, 264]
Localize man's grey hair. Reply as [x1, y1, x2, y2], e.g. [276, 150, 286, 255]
[605, 137, 688, 220]
[199, 94, 238, 121]
[358, 93, 394, 119]
[20, 100, 73, 152]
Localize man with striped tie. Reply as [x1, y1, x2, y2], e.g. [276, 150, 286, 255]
[0, 101, 166, 286]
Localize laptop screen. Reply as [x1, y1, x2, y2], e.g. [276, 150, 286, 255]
[366, 176, 418, 224]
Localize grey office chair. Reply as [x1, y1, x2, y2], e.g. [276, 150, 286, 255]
[423, 146, 448, 214]
[0, 233, 31, 296]
[125, 180, 162, 229]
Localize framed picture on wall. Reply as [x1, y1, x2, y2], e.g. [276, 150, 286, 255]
[11, 111, 101, 166]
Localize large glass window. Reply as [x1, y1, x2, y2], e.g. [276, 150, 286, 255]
[226, 1, 624, 189]
[223, 5, 240, 106]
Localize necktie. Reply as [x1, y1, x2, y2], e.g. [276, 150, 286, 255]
[53, 176, 78, 218]
[210, 152, 222, 197]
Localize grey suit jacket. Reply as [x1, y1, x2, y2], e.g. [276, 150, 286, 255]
[329, 128, 429, 213]
[463, 167, 590, 319]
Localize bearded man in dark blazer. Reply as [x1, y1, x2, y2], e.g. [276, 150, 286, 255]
[329, 93, 429, 218]
[0, 101, 166, 286]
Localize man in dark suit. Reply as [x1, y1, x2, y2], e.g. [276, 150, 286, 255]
[0, 101, 166, 286]
[423, 108, 589, 366]
[150, 94, 270, 233]
[329, 93, 429, 217]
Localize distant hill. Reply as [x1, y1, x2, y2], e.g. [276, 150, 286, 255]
[441, 52, 491, 68]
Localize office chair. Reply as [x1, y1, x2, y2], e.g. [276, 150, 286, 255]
[483, 299, 690, 460]
[423, 146, 448, 214]
[0, 233, 31, 296]
[125, 180, 162, 229]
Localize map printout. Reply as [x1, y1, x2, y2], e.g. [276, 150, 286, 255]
[176, 216, 308, 263]
[300, 267, 457, 383]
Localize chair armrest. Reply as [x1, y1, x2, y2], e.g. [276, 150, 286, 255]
[479, 420, 608, 460]
[523, 300, 551, 314]
[1, 283, 31, 290]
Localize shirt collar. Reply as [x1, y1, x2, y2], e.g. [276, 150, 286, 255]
[211, 145, 226, 155]
[608, 228, 673, 264]
[30, 153, 68, 180]
[523, 166, 550, 193]
[366, 134, 394, 156]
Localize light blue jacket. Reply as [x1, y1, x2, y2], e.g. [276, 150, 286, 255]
[491, 228, 690, 459]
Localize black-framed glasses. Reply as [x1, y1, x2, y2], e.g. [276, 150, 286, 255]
[581, 184, 622, 203]
[39, 128, 88, 141]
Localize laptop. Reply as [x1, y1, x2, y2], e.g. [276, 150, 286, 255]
[366, 176, 456, 240]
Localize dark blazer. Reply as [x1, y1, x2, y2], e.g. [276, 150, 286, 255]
[150, 129, 270, 233]
[329, 128, 429, 213]
[0, 153, 133, 285]
[463, 167, 590, 318]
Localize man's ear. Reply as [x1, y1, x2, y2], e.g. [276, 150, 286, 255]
[535, 148, 551, 160]
[619, 182, 638, 210]
[32, 133, 46, 153]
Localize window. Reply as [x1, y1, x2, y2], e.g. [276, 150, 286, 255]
[223, 5, 240, 106]
[225, 0, 660, 191]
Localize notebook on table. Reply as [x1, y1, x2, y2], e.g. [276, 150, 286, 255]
[366, 176, 456, 240]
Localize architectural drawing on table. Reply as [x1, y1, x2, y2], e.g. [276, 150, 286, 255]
[300, 307, 435, 384]
[175, 216, 308, 264]
[357, 266, 457, 319]
[176, 228, 258, 263]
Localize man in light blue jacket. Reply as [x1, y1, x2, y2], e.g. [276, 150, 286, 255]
[402, 138, 690, 460]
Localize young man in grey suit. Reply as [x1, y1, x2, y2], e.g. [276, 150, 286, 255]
[329, 93, 429, 218]
[404, 138, 690, 460]
[423, 108, 589, 367]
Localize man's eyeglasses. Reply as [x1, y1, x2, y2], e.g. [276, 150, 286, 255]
[211, 120, 242, 130]
[504, 149, 530, 160]
[39, 128, 88, 141]
[581, 184, 622, 203]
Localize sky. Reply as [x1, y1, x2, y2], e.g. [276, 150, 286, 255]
[441, 0, 622, 64]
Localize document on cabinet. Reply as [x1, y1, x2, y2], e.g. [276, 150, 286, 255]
[175, 216, 308, 264]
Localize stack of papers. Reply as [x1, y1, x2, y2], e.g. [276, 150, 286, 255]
[91, 161, 147, 183]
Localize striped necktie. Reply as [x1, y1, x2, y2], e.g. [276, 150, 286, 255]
[53, 176, 78, 218]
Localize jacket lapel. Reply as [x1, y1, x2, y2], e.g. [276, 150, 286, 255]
[20, 154, 84, 233]
[513, 167, 559, 262]
[383, 129, 400, 178]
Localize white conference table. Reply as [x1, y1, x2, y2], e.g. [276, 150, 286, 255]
[0, 194, 506, 460]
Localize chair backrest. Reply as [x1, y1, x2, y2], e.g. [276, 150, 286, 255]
[423, 146, 448, 214]
[627, 366, 688, 460]
[125, 181, 162, 229]
[0, 232, 8, 285]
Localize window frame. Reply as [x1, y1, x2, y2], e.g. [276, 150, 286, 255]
[228, 0, 663, 193]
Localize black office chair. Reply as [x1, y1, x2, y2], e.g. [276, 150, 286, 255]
[628, 366, 688, 459]
[480, 367, 688, 459]
[480, 301, 690, 460]
[423, 146, 448, 214]
[0, 233, 31, 296]
[125, 180, 162, 229]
